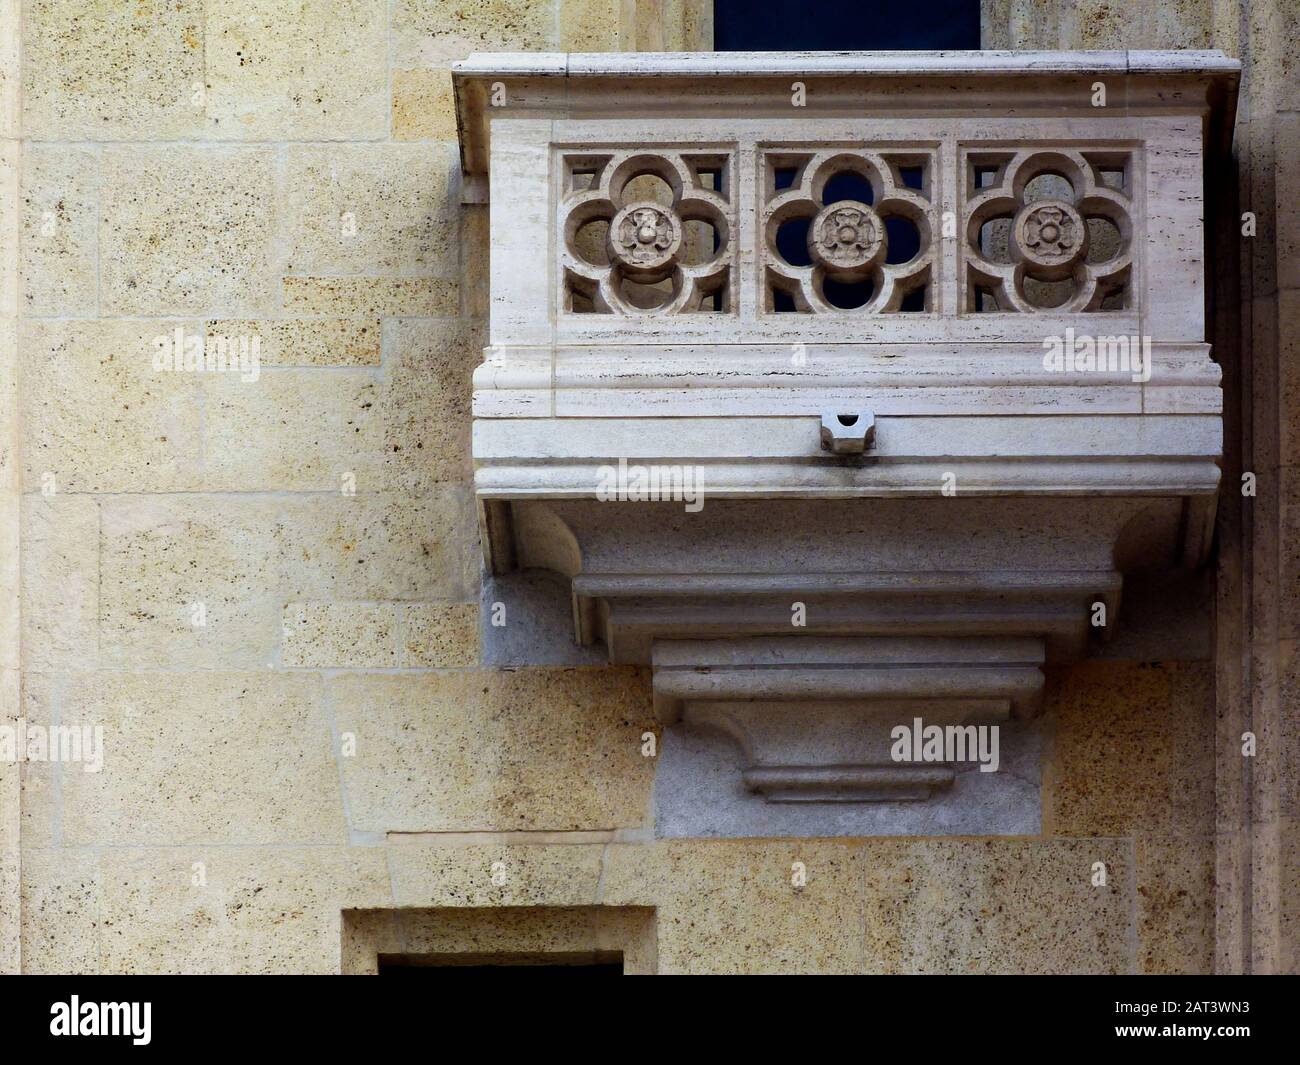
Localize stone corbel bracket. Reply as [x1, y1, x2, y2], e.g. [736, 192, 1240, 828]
[653, 637, 1045, 802]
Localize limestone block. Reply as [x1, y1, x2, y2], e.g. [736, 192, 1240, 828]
[460, 205, 490, 318]
[382, 318, 478, 490]
[202, 369, 386, 492]
[282, 277, 458, 317]
[23, 0, 205, 139]
[403, 602, 479, 667]
[392, 69, 457, 142]
[1046, 661, 1212, 837]
[559, 0, 628, 51]
[278, 489, 477, 603]
[98, 496, 281, 670]
[20, 145, 97, 317]
[1137, 836, 1214, 974]
[392, 0, 555, 66]
[59, 672, 346, 846]
[331, 668, 654, 833]
[21, 495, 98, 672]
[204, 0, 387, 140]
[386, 844, 605, 907]
[204, 319, 381, 367]
[21, 320, 204, 493]
[281, 602, 402, 669]
[17, 673, 56, 848]
[20, 848, 100, 974]
[281, 144, 457, 277]
[601, 840, 866, 974]
[100, 146, 280, 317]
[98, 847, 390, 974]
[860, 838, 1133, 973]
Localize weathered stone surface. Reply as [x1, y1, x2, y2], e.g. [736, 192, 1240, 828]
[282, 602, 402, 669]
[387, 844, 605, 907]
[860, 838, 1133, 974]
[20, 145, 97, 316]
[20, 848, 101, 974]
[602, 839, 866, 974]
[202, 369, 386, 492]
[21, 496, 98, 672]
[331, 668, 654, 833]
[282, 277, 458, 317]
[98, 496, 281, 671]
[100, 147, 280, 317]
[392, 0, 555, 66]
[1137, 835, 1214, 974]
[21, 320, 204, 494]
[382, 318, 478, 490]
[204, 319, 381, 367]
[281, 145, 457, 277]
[59, 672, 346, 846]
[403, 602, 479, 667]
[1045, 661, 1213, 837]
[23, 0, 205, 139]
[278, 489, 477, 603]
[204, 0, 387, 140]
[392, 69, 457, 142]
[98, 847, 390, 973]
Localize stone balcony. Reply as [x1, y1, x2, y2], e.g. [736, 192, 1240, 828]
[453, 51, 1239, 818]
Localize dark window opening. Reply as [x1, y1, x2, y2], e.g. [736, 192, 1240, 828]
[378, 951, 624, 975]
[714, 0, 981, 51]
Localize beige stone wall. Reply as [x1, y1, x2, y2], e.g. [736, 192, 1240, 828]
[0, 0, 1289, 974]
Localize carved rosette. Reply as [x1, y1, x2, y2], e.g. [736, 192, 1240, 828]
[560, 150, 732, 315]
[761, 150, 934, 313]
[609, 203, 682, 279]
[809, 202, 885, 276]
[963, 149, 1133, 312]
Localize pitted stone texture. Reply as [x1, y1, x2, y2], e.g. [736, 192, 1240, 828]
[202, 369, 385, 492]
[23, 0, 205, 139]
[204, 320, 381, 368]
[331, 668, 654, 833]
[59, 672, 346, 846]
[99, 496, 281, 671]
[21, 320, 204, 494]
[387, 844, 605, 908]
[1137, 836, 1214, 974]
[21, 497, 98, 673]
[393, 69, 457, 142]
[282, 602, 402, 669]
[861, 838, 1133, 974]
[602, 840, 865, 974]
[20, 849, 101, 974]
[382, 318, 478, 490]
[404, 602, 480, 667]
[97, 847, 390, 974]
[281, 144, 458, 277]
[1046, 661, 1215, 837]
[392, 0, 555, 66]
[205, 0, 387, 140]
[282, 277, 458, 317]
[100, 147, 281, 317]
[20, 145, 98, 317]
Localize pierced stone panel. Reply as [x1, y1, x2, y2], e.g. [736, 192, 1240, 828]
[962, 148, 1135, 313]
[559, 149, 734, 315]
[761, 148, 935, 314]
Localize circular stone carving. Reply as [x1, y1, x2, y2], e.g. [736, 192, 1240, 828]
[609, 202, 682, 279]
[808, 201, 885, 275]
[1012, 200, 1087, 278]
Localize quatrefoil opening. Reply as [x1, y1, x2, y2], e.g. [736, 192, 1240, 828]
[762, 151, 933, 313]
[560, 152, 732, 315]
[964, 150, 1134, 312]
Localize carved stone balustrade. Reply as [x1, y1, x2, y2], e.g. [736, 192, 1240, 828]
[453, 51, 1239, 810]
